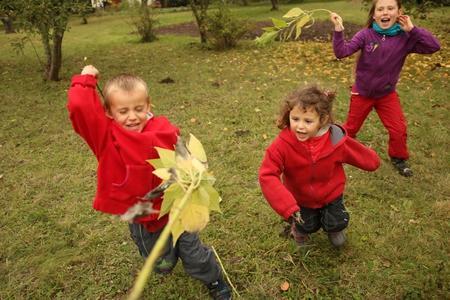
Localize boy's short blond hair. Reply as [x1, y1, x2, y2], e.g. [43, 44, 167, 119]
[102, 74, 149, 111]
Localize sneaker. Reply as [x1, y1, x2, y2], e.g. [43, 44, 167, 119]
[290, 222, 309, 246]
[391, 157, 413, 177]
[327, 230, 346, 247]
[207, 277, 232, 300]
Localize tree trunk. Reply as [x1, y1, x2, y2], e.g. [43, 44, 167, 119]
[141, 0, 148, 8]
[241, 0, 248, 6]
[270, 0, 278, 11]
[1, 17, 15, 34]
[48, 31, 64, 81]
[39, 25, 52, 80]
[189, 0, 209, 44]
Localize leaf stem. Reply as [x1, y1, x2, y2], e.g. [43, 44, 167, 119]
[212, 246, 241, 298]
[127, 182, 196, 300]
[309, 8, 344, 30]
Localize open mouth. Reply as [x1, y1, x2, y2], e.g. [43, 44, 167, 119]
[380, 17, 391, 25]
[126, 123, 140, 130]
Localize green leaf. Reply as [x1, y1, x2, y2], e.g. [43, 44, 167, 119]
[159, 183, 184, 218]
[262, 27, 276, 32]
[152, 168, 172, 181]
[191, 187, 210, 207]
[200, 183, 222, 213]
[147, 158, 164, 170]
[271, 18, 287, 29]
[255, 31, 278, 45]
[187, 134, 207, 163]
[283, 7, 305, 18]
[155, 147, 176, 167]
[202, 172, 216, 185]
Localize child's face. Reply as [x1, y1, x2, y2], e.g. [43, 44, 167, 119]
[373, 0, 400, 29]
[289, 105, 324, 141]
[107, 88, 150, 132]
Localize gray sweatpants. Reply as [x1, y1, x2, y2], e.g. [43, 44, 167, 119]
[128, 223, 221, 284]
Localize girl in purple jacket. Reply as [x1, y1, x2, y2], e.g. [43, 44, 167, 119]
[330, 0, 440, 177]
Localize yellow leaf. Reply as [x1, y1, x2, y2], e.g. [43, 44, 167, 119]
[147, 158, 164, 170]
[155, 147, 176, 168]
[295, 15, 311, 39]
[171, 218, 184, 246]
[192, 158, 206, 173]
[152, 168, 172, 181]
[283, 7, 305, 18]
[187, 134, 207, 163]
[176, 156, 193, 173]
[180, 203, 210, 232]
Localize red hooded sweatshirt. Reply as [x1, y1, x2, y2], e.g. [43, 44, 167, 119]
[67, 74, 179, 232]
[259, 125, 380, 220]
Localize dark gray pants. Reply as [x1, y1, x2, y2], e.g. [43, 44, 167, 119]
[296, 195, 350, 234]
[128, 223, 221, 284]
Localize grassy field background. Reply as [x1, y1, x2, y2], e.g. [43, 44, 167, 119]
[0, 1, 449, 299]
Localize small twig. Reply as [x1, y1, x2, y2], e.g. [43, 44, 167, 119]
[211, 246, 241, 298]
[96, 83, 105, 99]
[26, 35, 45, 70]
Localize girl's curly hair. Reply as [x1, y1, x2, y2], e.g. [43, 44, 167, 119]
[277, 85, 336, 129]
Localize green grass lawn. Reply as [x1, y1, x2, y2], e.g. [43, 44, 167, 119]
[0, 1, 449, 299]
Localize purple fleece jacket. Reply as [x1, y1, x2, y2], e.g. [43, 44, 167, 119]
[333, 27, 440, 99]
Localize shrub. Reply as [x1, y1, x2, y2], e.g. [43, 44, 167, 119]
[132, 6, 158, 42]
[206, 4, 249, 50]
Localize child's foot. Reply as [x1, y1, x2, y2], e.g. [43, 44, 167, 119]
[391, 157, 413, 177]
[291, 222, 309, 246]
[207, 277, 232, 300]
[327, 230, 346, 247]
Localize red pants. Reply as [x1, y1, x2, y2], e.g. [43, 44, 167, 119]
[343, 91, 409, 160]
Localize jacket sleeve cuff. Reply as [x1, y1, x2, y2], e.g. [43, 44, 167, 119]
[282, 205, 300, 220]
[71, 74, 97, 88]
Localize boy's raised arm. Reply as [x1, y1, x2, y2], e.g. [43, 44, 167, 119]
[67, 65, 108, 159]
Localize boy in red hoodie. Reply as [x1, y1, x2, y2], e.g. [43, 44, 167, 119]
[67, 65, 231, 300]
[259, 85, 380, 247]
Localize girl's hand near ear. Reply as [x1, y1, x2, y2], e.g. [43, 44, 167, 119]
[330, 12, 344, 32]
[398, 15, 414, 32]
[81, 65, 99, 78]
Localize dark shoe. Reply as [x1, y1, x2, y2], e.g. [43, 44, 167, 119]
[207, 277, 232, 300]
[328, 230, 346, 247]
[391, 157, 413, 177]
[291, 222, 309, 246]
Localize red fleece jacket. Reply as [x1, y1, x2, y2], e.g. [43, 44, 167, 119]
[259, 125, 380, 220]
[67, 74, 179, 232]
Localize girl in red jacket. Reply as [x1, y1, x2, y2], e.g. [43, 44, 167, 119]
[259, 85, 380, 247]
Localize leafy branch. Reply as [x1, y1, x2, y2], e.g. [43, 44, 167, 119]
[124, 134, 224, 300]
[255, 8, 344, 45]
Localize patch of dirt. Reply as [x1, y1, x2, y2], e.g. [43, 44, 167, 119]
[154, 20, 362, 42]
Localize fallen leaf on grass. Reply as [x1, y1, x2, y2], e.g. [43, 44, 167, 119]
[409, 219, 420, 224]
[280, 281, 290, 291]
[390, 205, 399, 212]
[190, 118, 196, 123]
